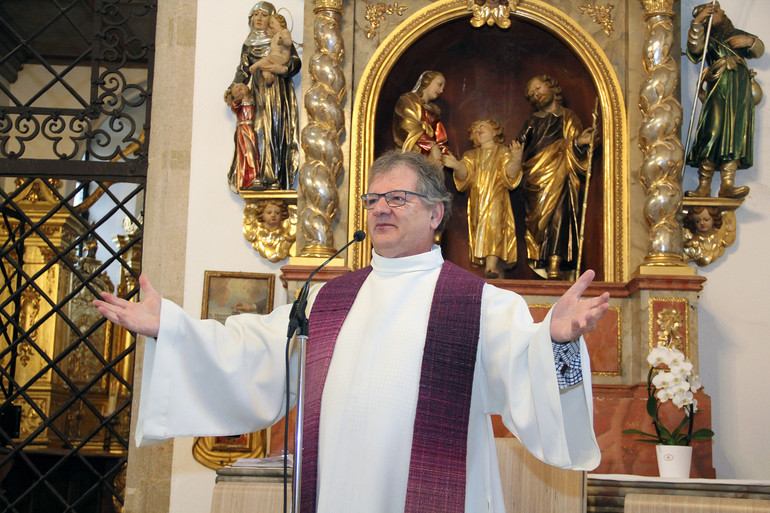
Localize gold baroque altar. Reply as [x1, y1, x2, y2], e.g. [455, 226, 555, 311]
[279, 0, 719, 477]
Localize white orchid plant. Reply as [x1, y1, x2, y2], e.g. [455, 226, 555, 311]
[623, 344, 714, 446]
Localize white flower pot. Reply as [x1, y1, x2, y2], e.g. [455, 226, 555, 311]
[655, 445, 693, 478]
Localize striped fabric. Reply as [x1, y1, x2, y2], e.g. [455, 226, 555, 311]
[300, 265, 373, 513]
[403, 262, 484, 513]
[301, 261, 484, 513]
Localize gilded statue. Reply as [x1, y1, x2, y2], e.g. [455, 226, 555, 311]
[683, 205, 736, 266]
[444, 120, 521, 278]
[244, 199, 297, 262]
[513, 75, 594, 280]
[392, 71, 449, 164]
[227, 2, 301, 191]
[685, 2, 764, 199]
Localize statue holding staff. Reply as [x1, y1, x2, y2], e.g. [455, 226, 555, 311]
[513, 75, 595, 280]
[685, 2, 764, 199]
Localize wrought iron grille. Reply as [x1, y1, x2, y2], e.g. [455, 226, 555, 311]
[0, 0, 155, 181]
[0, 1, 155, 512]
[1, 179, 144, 513]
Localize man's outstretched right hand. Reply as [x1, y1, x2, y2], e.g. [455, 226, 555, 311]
[93, 274, 161, 338]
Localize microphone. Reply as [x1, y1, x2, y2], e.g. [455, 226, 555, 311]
[287, 230, 366, 338]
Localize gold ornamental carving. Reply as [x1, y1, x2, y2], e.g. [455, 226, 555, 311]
[639, 0, 675, 18]
[365, 2, 408, 39]
[192, 430, 269, 470]
[243, 200, 298, 263]
[682, 197, 739, 267]
[14, 178, 61, 203]
[468, 0, 518, 29]
[298, 0, 347, 257]
[21, 398, 47, 435]
[578, 3, 615, 36]
[350, 0, 629, 279]
[314, 0, 342, 13]
[20, 287, 41, 340]
[648, 297, 689, 357]
[655, 308, 684, 347]
[18, 342, 34, 367]
[637, 4, 690, 273]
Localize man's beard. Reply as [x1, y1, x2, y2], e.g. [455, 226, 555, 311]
[533, 89, 554, 110]
[711, 16, 735, 37]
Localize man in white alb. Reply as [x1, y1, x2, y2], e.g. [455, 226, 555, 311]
[95, 151, 609, 513]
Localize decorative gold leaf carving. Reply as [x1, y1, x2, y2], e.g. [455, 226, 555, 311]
[21, 398, 47, 435]
[468, 0, 518, 29]
[364, 2, 408, 39]
[656, 307, 684, 347]
[244, 201, 297, 263]
[578, 3, 614, 36]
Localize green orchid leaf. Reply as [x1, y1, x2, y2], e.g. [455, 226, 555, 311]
[646, 395, 658, 419]
[622, 429, 658, 439]
[691, 429, 715, 440]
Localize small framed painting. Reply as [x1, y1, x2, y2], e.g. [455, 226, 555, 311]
[201, 271, 275, 323]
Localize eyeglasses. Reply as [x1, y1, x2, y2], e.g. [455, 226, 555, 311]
[360, 190, 428, 210]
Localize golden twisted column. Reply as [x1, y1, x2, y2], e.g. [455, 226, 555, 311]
[298, 0, 347, 257]
[637, 0, 689, 271]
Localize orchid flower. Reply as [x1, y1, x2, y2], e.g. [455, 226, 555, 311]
[623, 345, 714, 446]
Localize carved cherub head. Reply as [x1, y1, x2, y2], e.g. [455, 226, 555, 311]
[684, 206, 722, 237]
[473, 0, 509, 6]
[255, 199, 289, 231]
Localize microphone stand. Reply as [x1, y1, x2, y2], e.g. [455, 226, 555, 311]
[285, 230, 365, 513]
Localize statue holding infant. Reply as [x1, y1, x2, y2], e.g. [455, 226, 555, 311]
[226, 1, 301, 192]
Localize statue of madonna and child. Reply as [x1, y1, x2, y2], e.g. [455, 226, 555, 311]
[225, 1, 301, 193]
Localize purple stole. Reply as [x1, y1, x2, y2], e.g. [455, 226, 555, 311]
[301, 261, 485, 513]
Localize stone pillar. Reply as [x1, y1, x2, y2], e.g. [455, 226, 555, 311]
[637, 0, 691, 274]
[123, 0, 197, 510]
[297, 0, 346, 258]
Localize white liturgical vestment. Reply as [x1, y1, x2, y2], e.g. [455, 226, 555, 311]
[136, 246, 600, 512]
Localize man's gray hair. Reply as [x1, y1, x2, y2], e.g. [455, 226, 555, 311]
[368, 151, 453, 234]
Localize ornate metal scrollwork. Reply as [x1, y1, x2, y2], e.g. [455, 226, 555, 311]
[0, 0, 154, 168]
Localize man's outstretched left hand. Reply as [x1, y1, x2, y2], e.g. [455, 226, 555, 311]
[550, 269, 610, 343]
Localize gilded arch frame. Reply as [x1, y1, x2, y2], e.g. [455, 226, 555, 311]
[347, 0, 629, 281]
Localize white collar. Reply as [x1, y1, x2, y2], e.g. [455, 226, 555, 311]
[370, 245, 444, 274]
